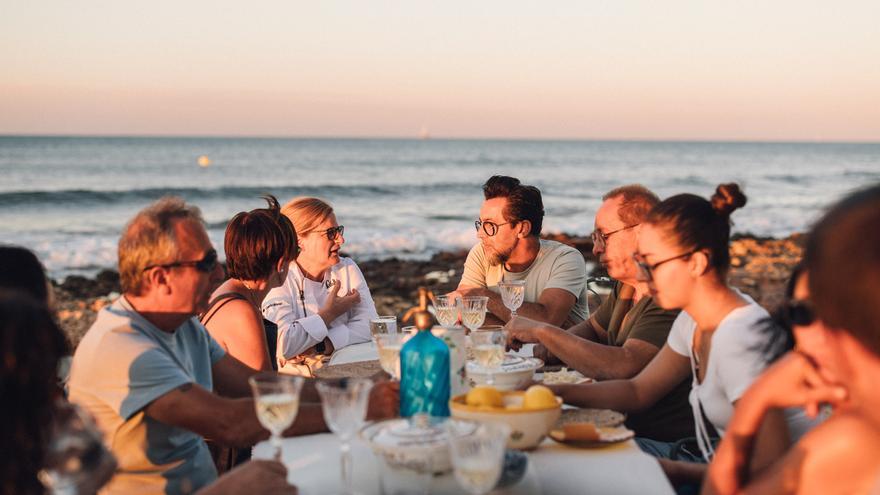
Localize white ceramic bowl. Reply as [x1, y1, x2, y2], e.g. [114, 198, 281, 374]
[449, 391, 562, 450]
[466, 355, 543, 391]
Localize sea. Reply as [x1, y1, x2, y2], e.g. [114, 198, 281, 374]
[1, 136, 878, 280]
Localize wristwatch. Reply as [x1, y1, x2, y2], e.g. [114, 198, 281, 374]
[315, 340, 327, 354]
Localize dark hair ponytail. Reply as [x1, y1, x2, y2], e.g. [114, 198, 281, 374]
[646, 183, 747, 275]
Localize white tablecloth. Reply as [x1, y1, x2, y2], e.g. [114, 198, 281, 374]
[259, 342, 675, 494]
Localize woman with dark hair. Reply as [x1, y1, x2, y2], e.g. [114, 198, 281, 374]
[201, 195, 299, 372]
[0, 245, 51, 305]
[0, 291, 116, 495]
[547, 184, 804, 490]
[704, 183, 880, 494]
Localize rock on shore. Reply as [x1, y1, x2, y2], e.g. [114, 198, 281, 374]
[52, 234, 804, 350]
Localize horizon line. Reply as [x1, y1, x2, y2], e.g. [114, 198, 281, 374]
[1, 132, 879, 146]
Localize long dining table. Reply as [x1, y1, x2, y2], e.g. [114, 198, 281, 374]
[253, 341, 676, 495]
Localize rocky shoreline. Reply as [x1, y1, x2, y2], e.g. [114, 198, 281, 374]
[52, 233, 804, 350]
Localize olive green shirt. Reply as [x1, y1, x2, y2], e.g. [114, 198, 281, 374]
[592, 281, 695, 442]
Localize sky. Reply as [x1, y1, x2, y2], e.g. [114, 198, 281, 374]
[1, 1, 879, 141]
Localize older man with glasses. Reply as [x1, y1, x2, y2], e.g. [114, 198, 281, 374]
[505, 185, 694, 443]
[68, 197, 397, 494]
[449, 175, 589, 329]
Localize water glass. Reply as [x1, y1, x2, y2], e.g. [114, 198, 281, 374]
[469, 329, 507, 386]
[316, 378, 374, 495]
[460, 296, 489, 333]
[448, 422, 511, 495]
[249, 373, 304, 461]
[497, 280, 525, 318]
[375, 332, 407, 380]
[433, 294, 461, 326]
[370, 316, 399, 337]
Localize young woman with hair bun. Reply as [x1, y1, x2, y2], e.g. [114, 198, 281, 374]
[548, 184, 811, 490]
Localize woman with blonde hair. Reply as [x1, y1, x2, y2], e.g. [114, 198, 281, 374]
[262, 197, 377, 375]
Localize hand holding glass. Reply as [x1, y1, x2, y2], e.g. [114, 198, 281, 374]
[249, 374, 304, 461]
[498, 280, 525, 319]
[316, 378, 374, 495]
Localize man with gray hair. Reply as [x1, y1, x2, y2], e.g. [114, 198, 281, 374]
[506, 185, 694, 442]
[68, 197, 396, 494]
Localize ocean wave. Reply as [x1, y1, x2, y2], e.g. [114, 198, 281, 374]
[0, 182, 473, 208]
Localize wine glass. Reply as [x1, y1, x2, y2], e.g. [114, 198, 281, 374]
[249, 373, 304, 461]
[497, 280, 525, 319]
[460, 296, 488, 333]
[448, 422, 511, 495]
[369, 316, 398, 337]
[434, 294, 461, 327]
[470, 329, 507, 386]
[316, 377, 374, 495]
[375, 332, 406, 380]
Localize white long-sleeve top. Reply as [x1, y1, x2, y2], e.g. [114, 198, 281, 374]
[262, 257, 377, 360]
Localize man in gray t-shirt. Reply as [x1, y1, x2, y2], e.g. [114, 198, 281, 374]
[450, 176, 588, 328]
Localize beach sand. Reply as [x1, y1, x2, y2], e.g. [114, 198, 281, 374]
[52, 233, 804, 350]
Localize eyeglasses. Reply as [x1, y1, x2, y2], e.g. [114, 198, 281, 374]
[308, 225, 345, 241]
[591, 224, 639, 250]
[143, 249, 219, 273]
[632, 250, 697, 282]
[784, 299, 816, 327]
[474, 220, 512, 237]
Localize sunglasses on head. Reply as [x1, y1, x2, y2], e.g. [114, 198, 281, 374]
[143, 249, 219, 273]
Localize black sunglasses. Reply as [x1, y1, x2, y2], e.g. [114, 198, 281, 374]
[474, 220, 513, 237]
[784, 299, 816, 327]
[315, 225, 344, 241]
[143, 249, 219, 273]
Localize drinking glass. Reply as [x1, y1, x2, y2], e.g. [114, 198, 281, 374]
[249, 373, 304, 461]
[470, 329, 507, 386]
[460, 296, 488, 333]
[433, 294, 461, 327]
[370, 316, 398, 337]
[316, 378, 374, 495]
[448, 422, 511, 495]
[497, 280, 525, 319]
[375, 332, 406, 380]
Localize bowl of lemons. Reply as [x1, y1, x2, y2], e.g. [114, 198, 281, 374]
[449, 385, 562, 450]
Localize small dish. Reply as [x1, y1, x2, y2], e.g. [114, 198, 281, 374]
[548, 423, 634, 447]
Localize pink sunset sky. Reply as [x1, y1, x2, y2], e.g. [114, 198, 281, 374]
[2, 1, 878, 141]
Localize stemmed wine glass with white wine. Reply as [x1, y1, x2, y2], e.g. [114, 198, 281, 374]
[448, 422, 511, 495]
[498, 280, 525, 319]
[249, 373, 304, 461]
[434, 294, 461, 327]
[316, 378, 374, 495]
[470, 328, 507, 386]
[460, 296, 488, 333]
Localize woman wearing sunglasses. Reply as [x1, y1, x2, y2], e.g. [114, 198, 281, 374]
[549, 184, 806, 490]
[262, 197, 377, 376]
[705, 184, 880, 495]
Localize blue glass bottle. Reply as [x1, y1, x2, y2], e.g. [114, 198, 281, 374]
[400, 328, 451, 417]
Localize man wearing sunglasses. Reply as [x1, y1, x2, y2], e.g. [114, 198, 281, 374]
[505, 185, 694, 442]
[68, 197, 397, 494]
[450, 175, 589, 329]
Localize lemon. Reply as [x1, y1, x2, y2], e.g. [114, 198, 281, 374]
[466, 385, 504, 408]
[522, 385, 558, 409]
